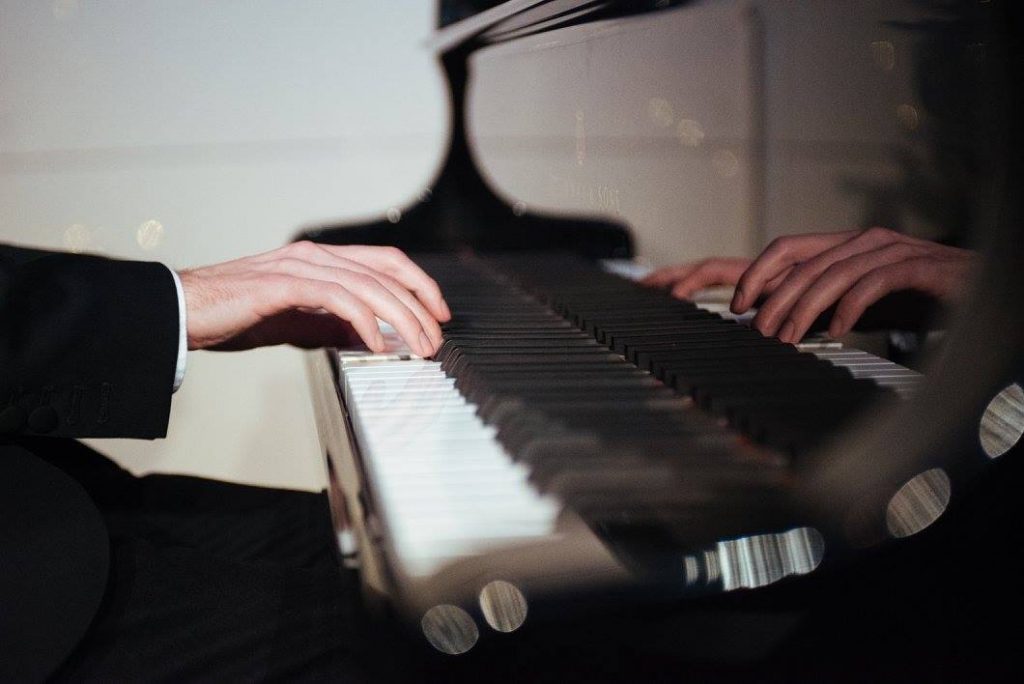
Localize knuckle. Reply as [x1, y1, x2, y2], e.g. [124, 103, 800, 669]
[289, 240, 317, 256]
[380, 245, 407, 264]
[765, 237, 788, 254]
[908, 243, 933, 259]
[862, 226, 895, 243]
[319, 281, 347, 300]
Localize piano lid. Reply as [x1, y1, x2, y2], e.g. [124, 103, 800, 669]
[432, 1, 693, 52]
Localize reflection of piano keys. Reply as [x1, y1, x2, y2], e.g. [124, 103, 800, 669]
[306, 252, 921, 650]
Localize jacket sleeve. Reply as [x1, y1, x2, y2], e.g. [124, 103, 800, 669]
[1, 244, 180, 439]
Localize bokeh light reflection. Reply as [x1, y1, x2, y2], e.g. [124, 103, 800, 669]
[479, 580, 528, 633]
[716, 527, 824, 591]
[136, 219, 164, 250]
[886, 468, 951, 538]
[421, 604, 479, 655]
[63, 224, 92, 253]
[979, 383, 1024, 458]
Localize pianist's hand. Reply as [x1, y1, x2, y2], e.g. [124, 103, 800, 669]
[643, 227, 977, 343]
[178, 242, 451, 355]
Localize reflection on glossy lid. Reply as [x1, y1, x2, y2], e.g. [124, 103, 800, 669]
[886, 468, 951, 538]
[979, 383, 1024, 459]
[716, 527, 825, 591]
[479, 580, 528, 633]
[421, 604, 479, 655]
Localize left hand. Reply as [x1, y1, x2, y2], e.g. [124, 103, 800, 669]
[179, 242, 451, 354]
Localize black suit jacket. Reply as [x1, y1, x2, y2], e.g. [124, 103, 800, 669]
[1, 243, 180, 681]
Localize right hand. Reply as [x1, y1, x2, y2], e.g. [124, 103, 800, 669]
[178, 241, 451, 355]
[642, 227, 976, 343]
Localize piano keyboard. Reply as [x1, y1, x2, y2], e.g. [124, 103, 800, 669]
[342, 359, 561, 578]
[331, 253, 920, 583]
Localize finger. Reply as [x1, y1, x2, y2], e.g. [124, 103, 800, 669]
[776, 243, 927, 342]
[733, 230, 858, 313]
[254, 242, 451, 323]
[271, 277, 385, 352]
[330, 271, 439, 356]
[265, 258, 442, 354]
[829, 258, 936, 338]
[668, 259, 751, 299]
[317, 244, 451, 322]
[762, 266, 794, 297]
[641, 263, 701, 287]
[366, 271, 445, 349]
[291, 257, 443, 349]
[750, 229, 914, 337]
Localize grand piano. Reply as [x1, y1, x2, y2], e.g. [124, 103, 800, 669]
[299, 0, 1024, 678]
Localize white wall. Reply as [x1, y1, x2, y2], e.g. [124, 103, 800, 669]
[1, 0, 448, 490]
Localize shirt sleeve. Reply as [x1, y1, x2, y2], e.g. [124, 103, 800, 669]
[167, 267, 188, 392]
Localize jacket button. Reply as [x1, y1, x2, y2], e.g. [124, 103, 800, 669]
[0, 405, 28, 434]
[28, 406, 59, 434]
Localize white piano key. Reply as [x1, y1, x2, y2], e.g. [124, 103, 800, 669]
[335, 350, 564, 578]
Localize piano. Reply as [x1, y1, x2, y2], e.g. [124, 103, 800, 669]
[299, 0, 1024, 675]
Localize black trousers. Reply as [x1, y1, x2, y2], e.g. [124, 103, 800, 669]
[26, 437, 1024, 684]
[25, 439, 369, 683]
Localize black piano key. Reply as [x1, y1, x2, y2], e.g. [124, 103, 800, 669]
[638, 340, 791, 373]
[408, 251, 895, 543]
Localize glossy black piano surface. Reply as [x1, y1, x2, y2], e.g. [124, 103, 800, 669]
[300, 0, 1024, 678]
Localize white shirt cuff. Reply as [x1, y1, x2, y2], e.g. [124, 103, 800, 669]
[167, 267, 188, 392]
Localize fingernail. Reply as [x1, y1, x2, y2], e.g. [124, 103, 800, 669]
[419, 332, 433, 356]
[779, 320, 795, 343]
